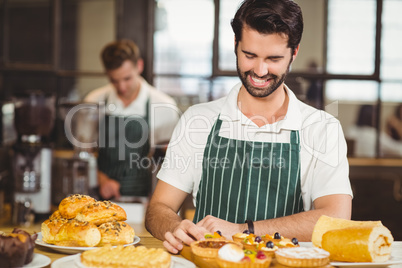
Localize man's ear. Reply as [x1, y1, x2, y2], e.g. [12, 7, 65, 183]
[292, 44, 300, 60]
[136, 58, 144, 74]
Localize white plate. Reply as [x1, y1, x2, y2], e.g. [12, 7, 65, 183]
[298, 242, 402, 268]
[330, 257, 402, 267]
[51, 254, 196, 268]
[35, 232, 140, 254]
[24, 253, 51, 268]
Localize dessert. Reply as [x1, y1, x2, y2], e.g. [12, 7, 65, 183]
[312, 215, 382, 248]
[216, 244, 272, 268]
[275, 247, 330, 267]
[234, 231, 298, 256]
[80, 245, 171, 268]
[0, 228, 38, 268]
[191, 239, 242, 259]
[321, 225, 393, 262]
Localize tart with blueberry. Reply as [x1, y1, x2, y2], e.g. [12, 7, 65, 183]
[216, 243, 272, 268]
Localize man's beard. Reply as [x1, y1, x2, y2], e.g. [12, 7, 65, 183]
[236, 58, 291, 98]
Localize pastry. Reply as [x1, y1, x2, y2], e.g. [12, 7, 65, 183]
[75, 200, 127, 226]
[275, 247, 330, 267]
[0, 228, 38, 267]
[59, 194, 96, 219]
[97, 221, 135, 246]
[236, 232, 298, 256]
[321, 225, 393, 262]
[191, 239, 242, 259]
[80, 245, 171, 268]
[41, 217, 69, 244]
[312, 215, 382, 248]
[53, 219, 101, 247]
[216, 244, 272, 268]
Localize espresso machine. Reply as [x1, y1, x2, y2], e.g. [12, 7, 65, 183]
[12, 91, 55, 222]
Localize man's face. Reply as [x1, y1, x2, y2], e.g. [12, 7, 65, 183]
[236, 27, 297, 98]
[106, 60, 142, 100]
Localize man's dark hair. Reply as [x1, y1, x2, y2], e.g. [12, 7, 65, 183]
[231, 0, 303, 53]
[101, 39, 141, 70]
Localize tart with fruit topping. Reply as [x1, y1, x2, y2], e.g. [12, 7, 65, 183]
[216, 244, 272, 268]
[191, 237, 242, 259]
[205, 230, 226, 240]
[275, 247, 330, 267]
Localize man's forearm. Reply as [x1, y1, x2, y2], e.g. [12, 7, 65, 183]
[253, 195, 351, 241]
[253, 209, 323, 241]
[145, 202, 183, 241]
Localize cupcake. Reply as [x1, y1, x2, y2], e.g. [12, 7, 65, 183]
[217, 244, 272, 268]
[275, 247, 330, 267]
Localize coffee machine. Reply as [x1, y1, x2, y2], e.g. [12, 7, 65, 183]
[12, 91, 55, 222]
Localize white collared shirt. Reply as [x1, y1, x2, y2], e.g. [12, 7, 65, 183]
[158, 82, 353, 211]
[85, 77, 180, 147]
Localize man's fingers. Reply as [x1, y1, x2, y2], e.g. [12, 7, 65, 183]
[164, 231, 183, 252]
[163, 240, 180, 254]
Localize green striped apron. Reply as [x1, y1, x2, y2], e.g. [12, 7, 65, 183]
[193, 117, 304, 223]
[97, 99, 151, 197]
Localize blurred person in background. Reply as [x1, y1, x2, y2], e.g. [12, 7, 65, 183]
[346, 104, 402, 158]
[85, 39, 180, 200]
[386, 104, 402, 142]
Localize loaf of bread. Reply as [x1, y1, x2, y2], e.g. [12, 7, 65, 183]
[75, 201, 127, 226]
[312, 215, 382, 248]
[41, 218, 68, 244]
[81, 245, 171, 268]
[53, 219, 101, 247]
[321, 225, 393, 262]
[97, 221, 135, 246]
[59, 194, 96, 219]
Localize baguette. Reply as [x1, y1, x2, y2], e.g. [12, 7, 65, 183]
[312, 215, 382, 248]
[321, 225, 393, 262]
[59, 194, 96, 219]
[75, 201, 127, 226]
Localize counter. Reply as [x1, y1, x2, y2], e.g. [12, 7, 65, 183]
[1, 222, 402, 268]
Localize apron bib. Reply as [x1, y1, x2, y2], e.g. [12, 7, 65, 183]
[193, 117, 304, 223]
[98, 100, 151, 197]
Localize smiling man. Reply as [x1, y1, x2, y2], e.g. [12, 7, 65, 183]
[145, 0, 353, 254]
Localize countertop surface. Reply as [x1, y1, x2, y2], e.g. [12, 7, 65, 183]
[1, 221, 402, 268]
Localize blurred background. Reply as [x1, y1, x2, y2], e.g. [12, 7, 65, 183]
[0, 0, 401, 238]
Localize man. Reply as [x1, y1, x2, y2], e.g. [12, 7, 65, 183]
[85, 39, 179, 200]
[145, 0, 353, 254]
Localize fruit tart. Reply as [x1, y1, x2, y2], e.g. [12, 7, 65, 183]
[191, 231, 242, 259]
[216, 243, 272, 268]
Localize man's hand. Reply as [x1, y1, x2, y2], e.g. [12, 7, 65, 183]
[196, 215, 247, 240]
[98, 171, 121, 199]
[163, 219, 207, 254]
